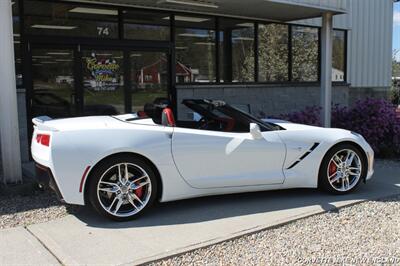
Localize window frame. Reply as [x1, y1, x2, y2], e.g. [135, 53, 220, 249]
[174, 14, 217, 83]
[23, 0, 122, 39]
[19, 0, 348, 87]
[331, 29, 347, 84]
[290, 25, 321, 83]
[257, 22, 290, 83]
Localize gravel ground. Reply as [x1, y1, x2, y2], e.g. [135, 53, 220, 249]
[0, 189, 77, 229]
[0, 160, 399, 264]
[151, 194, 400, 266]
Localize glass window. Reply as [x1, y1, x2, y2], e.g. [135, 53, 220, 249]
[258, 23, 289, 82]
[175, 15, 216, 83]
[82, 50, 124, 115]
[291, 26, 319, 82]
[130, 52, 168, 112]
[24, 1, 119, 38]
[12, 0, 22, 87]
[219, 19, 254, 82]
[332, 30, 346, 82]
[31, 49, 75, 118]
[123, 10, 170, 41]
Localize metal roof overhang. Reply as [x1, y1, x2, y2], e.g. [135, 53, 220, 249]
[65, 0, 346, 22]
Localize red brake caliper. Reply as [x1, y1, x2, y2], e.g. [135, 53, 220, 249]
[329, 161, 337, 178]
[134, 183, 144, 198]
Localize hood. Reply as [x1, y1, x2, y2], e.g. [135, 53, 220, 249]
[275, 122, 322, 131]
[264, 119, 321, 131]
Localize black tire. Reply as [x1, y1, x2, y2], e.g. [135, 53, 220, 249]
[318, 143, 367, 195]
[87, 155, 158, 221]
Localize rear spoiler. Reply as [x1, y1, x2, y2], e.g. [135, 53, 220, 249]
[32, 116, 58, 131]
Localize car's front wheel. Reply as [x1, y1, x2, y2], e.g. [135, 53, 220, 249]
[88, 155, 157, 221]
[319, 143, 367, 194]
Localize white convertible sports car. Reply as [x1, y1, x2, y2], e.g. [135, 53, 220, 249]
[31, 99, 374, 221]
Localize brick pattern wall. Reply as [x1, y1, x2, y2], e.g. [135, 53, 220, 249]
[176, 84, 351, 119]
[348, 87, 391, 104]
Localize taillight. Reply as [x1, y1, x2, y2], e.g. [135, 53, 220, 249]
[36, 134, 51, 147]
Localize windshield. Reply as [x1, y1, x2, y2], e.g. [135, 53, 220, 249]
[182, 99, 282, 132]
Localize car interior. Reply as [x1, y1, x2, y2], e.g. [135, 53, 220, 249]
[141, 98, 280, 133]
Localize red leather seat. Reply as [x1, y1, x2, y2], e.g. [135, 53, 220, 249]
[137, 111, 147, 118]
[161, 108, 176, 127]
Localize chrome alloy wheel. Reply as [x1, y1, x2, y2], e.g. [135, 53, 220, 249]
[327, 149, 362, 192]
[97, 163, 152, 217]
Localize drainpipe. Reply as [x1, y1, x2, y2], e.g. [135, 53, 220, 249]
[320, 12, 333, 127]
[0, 0, 22, 183]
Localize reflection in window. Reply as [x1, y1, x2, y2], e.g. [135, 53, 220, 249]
[82, 50, 124, 115]
[219, 19, 254, 82]
[24, 1, 118, 38]
[31, 49, 75, 118]
[175, 16, 216, 83]
[130, 52, 168, 112]
[333, 30, 346, 82]
[291, 26, 319, 82]
[12, 0, 22, 87]
[258, 24, 289, 82]
[123, 10, 170, 41]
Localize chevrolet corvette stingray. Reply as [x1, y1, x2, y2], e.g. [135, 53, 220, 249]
[31, 99, 374, 221]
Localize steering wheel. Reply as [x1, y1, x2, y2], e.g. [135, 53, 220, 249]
[198, 117, 210, 130]
[199, 117, 225, 131]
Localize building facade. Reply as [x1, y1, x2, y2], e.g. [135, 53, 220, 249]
[0, 0, 394, 183]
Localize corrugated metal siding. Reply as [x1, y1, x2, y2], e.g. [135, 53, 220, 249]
[271, 0, 347, 12]
[347, 0, 393, 88]
[294, 0, 393, 88]
[291, 13, 351, 29]
[291, 0, 351, 30]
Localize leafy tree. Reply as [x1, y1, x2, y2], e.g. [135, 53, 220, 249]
[391, 50, 400, 105]
[257, 25, 319, 82]
[393, 49, 400, 77]
[291, 26, 319, 82]
[232, 27, 255, 82]
[258, 24, 289, 81]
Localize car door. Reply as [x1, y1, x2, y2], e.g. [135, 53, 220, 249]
[172, 127, 286, 189]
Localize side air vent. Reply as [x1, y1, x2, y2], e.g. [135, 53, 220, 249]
[286, 143, 320, 170]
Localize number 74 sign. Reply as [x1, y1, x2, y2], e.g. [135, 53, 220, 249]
[97, 26, 110, 36]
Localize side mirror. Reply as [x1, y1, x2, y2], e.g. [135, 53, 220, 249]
[249, 123, 263, 140]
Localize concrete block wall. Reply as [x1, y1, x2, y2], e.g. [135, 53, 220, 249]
[176, 84, 350, 119]
[348, 87, 391, 105]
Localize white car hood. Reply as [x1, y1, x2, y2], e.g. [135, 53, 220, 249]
[276, 122, 321, 131]
[264, 119, 321, 131]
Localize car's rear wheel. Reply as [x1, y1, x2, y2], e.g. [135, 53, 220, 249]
[88, 155, 157, 221]
[319, 144, 366, 194]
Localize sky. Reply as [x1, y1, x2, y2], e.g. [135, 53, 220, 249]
[395, 3, 400, 61]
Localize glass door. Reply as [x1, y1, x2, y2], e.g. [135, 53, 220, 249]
[31, 48, 76, 118]
[81, 49, 125, 115]
[30, 47, 171, 119]
[130, 51, 169, 112]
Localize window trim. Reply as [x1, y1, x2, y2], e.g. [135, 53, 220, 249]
[290, 25, 321, 83]
[20, 0, 348, 86]
[174, 15, 217, 83]
[331, 29, 347, 83]
[257, 22, 290, 83]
